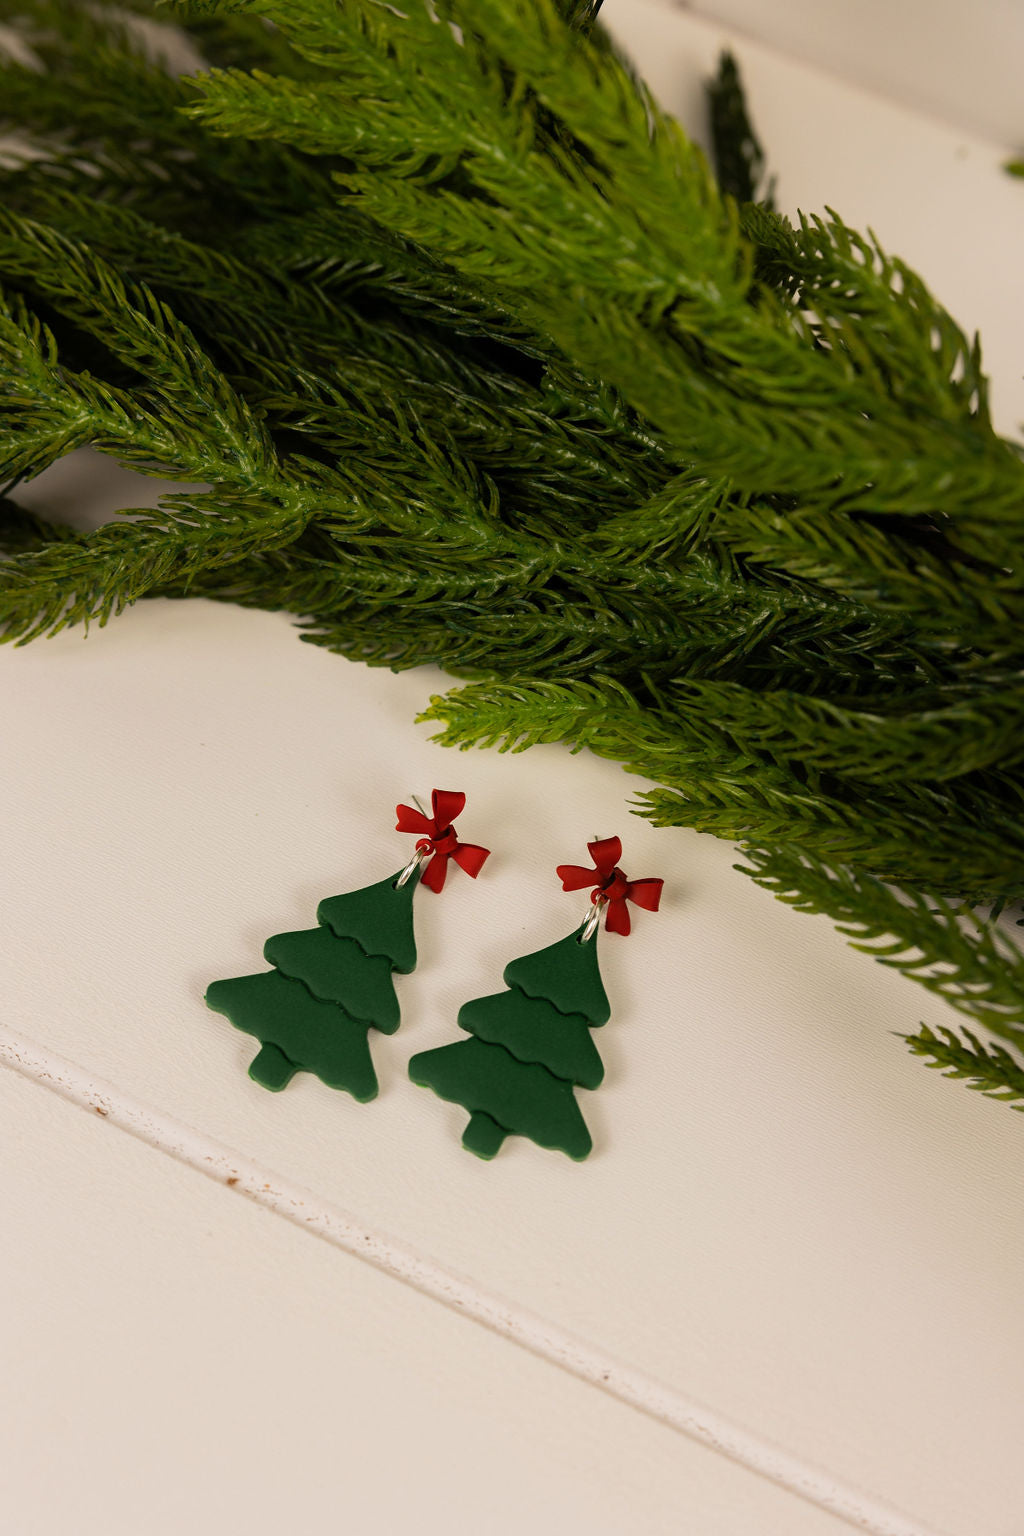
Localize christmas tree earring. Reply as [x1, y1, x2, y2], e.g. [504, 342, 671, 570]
[205, 790, 490, 1101]
[408, 836, 663, 1161]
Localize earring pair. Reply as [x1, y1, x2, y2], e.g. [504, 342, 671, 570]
[205, 790, 662, 1160]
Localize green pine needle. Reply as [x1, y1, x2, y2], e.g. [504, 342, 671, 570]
[901, 1025, 1024, 1109]
[735, 844, 1024, 1050]
[706, 50, 775, 208]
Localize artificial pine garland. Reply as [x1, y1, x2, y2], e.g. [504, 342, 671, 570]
[1, 0, 1023, 1110]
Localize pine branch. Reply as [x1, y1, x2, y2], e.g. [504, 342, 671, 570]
[163, 1, 339, 79]
[183, 0, 1024, 590]
[0, 494, 79, 551]
[232, 355, 667, 531]
[0, 168, 656, 492]
[1, 509, 259, 638]
[667, 676, 1024, 782]
[0, 179, 491, 388]
[0, 211, 274, 478]
[0, 227, 579, 637]
[0, 0, 332, 227]
[420, 677, 1024, 895]
[706, 50, 774, 207]
[736, 845, 1024, 1050]
[901, 1024, 1024, 1109]
[0, 277, 306, 635]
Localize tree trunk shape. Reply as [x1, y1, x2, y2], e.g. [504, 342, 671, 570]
[249, 1042, 298, 1092]
[463, 1111, 507, 1159]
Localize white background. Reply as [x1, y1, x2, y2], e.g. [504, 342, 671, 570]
[659, 0, 1024, 147]
[3, 5, 1024, 1535]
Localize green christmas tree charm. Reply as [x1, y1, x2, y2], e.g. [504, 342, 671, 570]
[410, 837, 663, 1159]
[410, 928, 610, 1158]
[206, 869, 419, 1099]
[206, 790, 489, 1099]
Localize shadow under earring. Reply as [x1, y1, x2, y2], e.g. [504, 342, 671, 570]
[409, 836, 662, 1160]
[205, 790, 489, 1101]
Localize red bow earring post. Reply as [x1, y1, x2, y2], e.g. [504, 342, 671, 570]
[556, 835, 664, 938]
[394, 789, 490, 893]
[410, 836, 663, 1161]
[206, 790, 489, 1101]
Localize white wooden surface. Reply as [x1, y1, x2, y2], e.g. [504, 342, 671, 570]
[2, 1067, 855, 1536]
[655, 0, 1024, 147]
[3, 7, 1024, 1535]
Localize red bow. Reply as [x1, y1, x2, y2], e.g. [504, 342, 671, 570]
[556, 836, 663, 937]
[395, 789, 490, 894]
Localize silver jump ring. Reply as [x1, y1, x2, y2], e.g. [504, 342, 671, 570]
[579, 895, 606, 943]
[395, 844, 431, 888]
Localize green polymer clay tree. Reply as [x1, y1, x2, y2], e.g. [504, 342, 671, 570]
[206, 868, 418, 1100]
[409, 928, 610, 1160]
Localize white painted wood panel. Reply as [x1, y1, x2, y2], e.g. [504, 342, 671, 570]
[0, 1067, 853, 1536]
[625, 0, 1024, 147]
[3, 592, 1023, 1536]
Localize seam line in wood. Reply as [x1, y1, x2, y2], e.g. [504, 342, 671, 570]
[0, 1023, 952, 1536]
